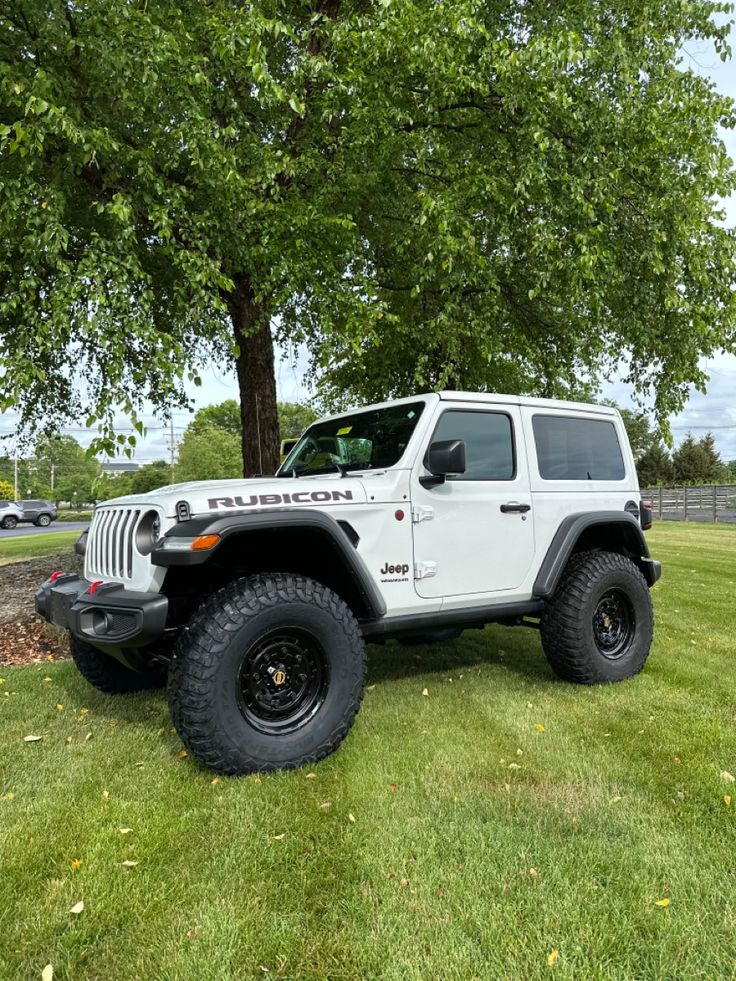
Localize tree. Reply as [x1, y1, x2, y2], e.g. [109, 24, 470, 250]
[95, 470, 134, 503]
[187, 402, 241, 440]
[698, 432, 728, 482]
[727, 460, 736, 481]
[185, 399, 316, 459]
[35, 435, 99, 504]
[0, 479, 14, 501]
[636, 442, 674, 487]
[278, 403, 318, 440]
[670, 433, 727, 484]
[176, 427, 242, 483]
[129, 461, 173, 496]
[2, 2, 735, 478]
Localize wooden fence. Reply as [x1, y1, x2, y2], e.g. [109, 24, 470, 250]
[641, 485, 736, 523]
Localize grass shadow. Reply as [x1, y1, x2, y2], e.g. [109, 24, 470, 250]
[366, 623, 554, 686]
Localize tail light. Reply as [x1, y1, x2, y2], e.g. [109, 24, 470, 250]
[640, 499, 653, 531]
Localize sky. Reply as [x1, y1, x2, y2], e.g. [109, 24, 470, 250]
[2, 23, 736, 465]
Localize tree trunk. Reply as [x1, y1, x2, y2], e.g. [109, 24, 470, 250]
[227, 276, 280, 477]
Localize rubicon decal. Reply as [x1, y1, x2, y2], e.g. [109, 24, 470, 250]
[208, 490, 354, 509]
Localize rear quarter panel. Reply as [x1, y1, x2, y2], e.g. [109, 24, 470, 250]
[519, 405, 640, 595]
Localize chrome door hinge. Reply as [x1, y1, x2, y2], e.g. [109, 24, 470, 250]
[411, 505, 434, 524]
[414, 561, 438, 580]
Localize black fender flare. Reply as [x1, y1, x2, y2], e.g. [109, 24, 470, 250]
[151, 508, 386, 619]
[533, 511, 660, 599]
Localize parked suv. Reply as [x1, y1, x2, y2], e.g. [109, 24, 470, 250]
[0, 499, 57, 529]
[37, 392, 660, 775]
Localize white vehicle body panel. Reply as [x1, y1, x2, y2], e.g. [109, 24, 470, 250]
[86, 392, 643, 614]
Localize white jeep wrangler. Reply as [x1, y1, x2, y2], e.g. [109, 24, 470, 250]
[37, 392, 660, 775]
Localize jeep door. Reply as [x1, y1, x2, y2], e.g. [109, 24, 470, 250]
[411, 404, 535, 599]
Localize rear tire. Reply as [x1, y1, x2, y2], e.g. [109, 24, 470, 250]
[70, 636, 166, 694]
[1, 516, 17, 529]
[540, 550, 654, 684]
[167, 574, 366, 776]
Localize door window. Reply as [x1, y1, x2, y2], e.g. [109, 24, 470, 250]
[430, 410, 515, 481]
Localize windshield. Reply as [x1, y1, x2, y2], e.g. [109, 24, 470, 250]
[280, 401, 426, 476]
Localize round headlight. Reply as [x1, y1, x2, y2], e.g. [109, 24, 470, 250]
[135, 510, 162, 556]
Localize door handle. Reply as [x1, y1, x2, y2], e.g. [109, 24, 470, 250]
[500, 502, 531, 513]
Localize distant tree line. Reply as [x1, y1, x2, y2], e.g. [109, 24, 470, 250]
[611, 405, 735, 486]
[1, 401, 316, 504]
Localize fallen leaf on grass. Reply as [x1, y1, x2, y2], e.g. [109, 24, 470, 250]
[186, 928, 197, 940]
[547, 949, 559, 966]
[421, 688, 429, 696]
[69, 900, 84, 915]
[2, 792, 15, 801]
[724, 795, 732, 806]
[534, 723, 545, 733]
[176, 750, 188, 760]
[84, 732, 93, 742]
[55, 704, 63, 712]
[42, 965, 53, 981]
[101, 790, 109, 801]
[42, 677, 52, 683]
[721, 771, 735, 783]
[69, 859, 82, 871]
[508, 763, 521, 770]
[529, 868, 539, 879]
[348, 813, 356, 823]
[655, 898, 670, 907]
[23, 735, 42, 742]
[272, 834, 286, 841]
[674, 757, 682, 765]
[318, 802, 332, 811]
[610, 796, 622, 804]
[118, 828, 133, 835]
[211, 777, 221, 786]
[121, 860, 139, 868]
[305, 773, 316, 780]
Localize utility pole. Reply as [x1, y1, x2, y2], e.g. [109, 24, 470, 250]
[51, 463, 55, 493]
[168, 417, 177, 478]
[13, 455, 18, 500]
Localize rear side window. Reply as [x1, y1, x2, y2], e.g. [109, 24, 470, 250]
[533, 415, 625, 480]
[432, 410, 515, 480]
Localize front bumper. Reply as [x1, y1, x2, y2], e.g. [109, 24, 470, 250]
[35, 574, 168, 649]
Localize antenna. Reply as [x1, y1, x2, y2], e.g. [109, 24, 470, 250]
[255, 394, 263, 473]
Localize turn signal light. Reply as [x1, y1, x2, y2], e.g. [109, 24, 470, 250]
[191, 534, 220, 551]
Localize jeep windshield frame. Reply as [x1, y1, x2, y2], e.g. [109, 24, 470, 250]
[278, 402, 426, 477]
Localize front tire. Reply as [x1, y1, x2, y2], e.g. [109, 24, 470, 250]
[540, 550, 654, 684]
[167, 574, 366, 776]
[70, 636, 167, 694]
[35, 514, 52, 527]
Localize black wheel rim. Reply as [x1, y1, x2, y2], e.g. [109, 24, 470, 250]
[237, 628, 329, 734]
[592, 589, 635, 659]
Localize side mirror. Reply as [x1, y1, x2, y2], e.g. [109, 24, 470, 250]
[421, 439, 466, 486]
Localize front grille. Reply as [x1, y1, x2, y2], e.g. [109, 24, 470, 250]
[88, 508, 141, 581]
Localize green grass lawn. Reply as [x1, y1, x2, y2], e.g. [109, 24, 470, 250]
[1, 523, 735, 980]
[0, 530, 81, 564]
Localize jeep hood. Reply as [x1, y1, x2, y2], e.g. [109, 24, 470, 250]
[100, 475, 369, 518]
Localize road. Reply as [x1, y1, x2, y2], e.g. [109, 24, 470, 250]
[0, 521, 89, 539]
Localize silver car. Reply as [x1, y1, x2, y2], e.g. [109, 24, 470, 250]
[0, 499, 58, 529]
